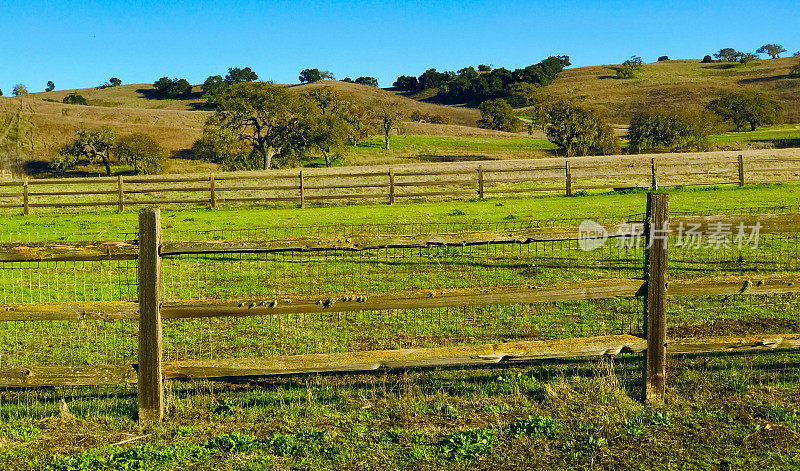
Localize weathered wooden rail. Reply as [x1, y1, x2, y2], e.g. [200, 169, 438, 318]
[2, 198, 800, 419]
[1, 153, 799, 214]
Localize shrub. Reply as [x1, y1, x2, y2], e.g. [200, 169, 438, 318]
[509, 416, 562, 438]
[62, 93, 88, 105]
[701, 55, 714, 63]
[439, 428, 497, 460]
[739, 53, 760, 66]
[545, 101, 619, 156]
[657, 56, 669, 62]
[616, 56, 643, 79]
[191, 121, 252, 169]
[115, 133, 165, 174]
[628, 110, 718, 152]
[789, 63, 800, 78]
[409, 111, 451, 124]
[478, 98, 523, 132]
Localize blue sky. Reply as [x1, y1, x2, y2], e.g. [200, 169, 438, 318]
[2, 0, 799, 93]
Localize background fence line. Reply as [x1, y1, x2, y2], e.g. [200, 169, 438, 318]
[1, 153, 800, 214]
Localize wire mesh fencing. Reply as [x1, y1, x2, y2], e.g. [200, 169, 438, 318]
[0, 230, 138, 420]
[665, 205, 800, 391]
[2, 203, 800, 421]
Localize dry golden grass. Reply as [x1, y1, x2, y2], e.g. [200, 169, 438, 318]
[0, 95, 207, 164]
[545, 58, 800, 125]
[3, 81, 482, 170]
[4, 58, 800, 175]
[290, 80, 481, 126]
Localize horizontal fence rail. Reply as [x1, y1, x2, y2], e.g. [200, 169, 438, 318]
[4, 273, 799, 322]
[2, 152, 800, 213]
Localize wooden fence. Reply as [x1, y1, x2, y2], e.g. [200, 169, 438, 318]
[1, 152, 799, 214]
[1, 198, 800, 420]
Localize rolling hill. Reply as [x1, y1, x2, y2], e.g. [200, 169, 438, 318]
[1, 56, 799, 175]
[0, 81, 489, 173]
[544, 57, 800, 124]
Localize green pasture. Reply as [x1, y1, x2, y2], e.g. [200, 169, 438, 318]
[1, 183, 800, 469]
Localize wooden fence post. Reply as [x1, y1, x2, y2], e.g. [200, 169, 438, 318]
[651, 158, 658, 190]
[643, 193, 669, 403]
[738, 155, 745, 187]
[299, 171, 305, 208]
[477, 165, 485, 199]
[209, 174, 217, 209]
[565, 160, 572, 197]
[117, 175, 125, 212]
[138, 208, 164, 422]
[388, 168, 395, 205]
[22, 178, 29, 216]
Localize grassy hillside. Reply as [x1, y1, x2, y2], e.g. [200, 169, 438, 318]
[3, 57, 800, 176]
[545, 57, 800, 125]
[0, 81, 488, 173]
[0, 96, 210, 174]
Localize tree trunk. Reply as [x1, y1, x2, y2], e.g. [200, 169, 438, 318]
[323, 151, 332, 168]
[750, 122, 757, 132]
[262, 147, 276, 170]
[102, 155, 112, 176]
[384, 128, 390, 150]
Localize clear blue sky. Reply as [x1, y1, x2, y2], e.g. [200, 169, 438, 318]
[2, 0, 799, 93]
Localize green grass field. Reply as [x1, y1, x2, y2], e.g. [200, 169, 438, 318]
[3, 182, 800, 239]
[2, 184, 800, 470]
[342, 126, 800, 165]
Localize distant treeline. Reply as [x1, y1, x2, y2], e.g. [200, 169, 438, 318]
[392, 56, 571, 105]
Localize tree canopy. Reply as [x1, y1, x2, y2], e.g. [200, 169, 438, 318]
[225, 67, 258, 84]
[706, 91, 782, 132]
[545, 102, 619, 156]
[110, 77, 122, 87]
[12, 84, 28, 96]
[756, 44, 787, 59]
[45, 81, 55, 92]
[628, 110, 718, 153]
[715, 48, 744, 62]
[208, 82, 314, 170]
[477, 99, 523, 132]
[392, 56, 570, 105]
[354, 76, 379, 87]
[153, 77, 192, 98]
[299, 68, 323, 84]
[53, 127, 117, 176]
